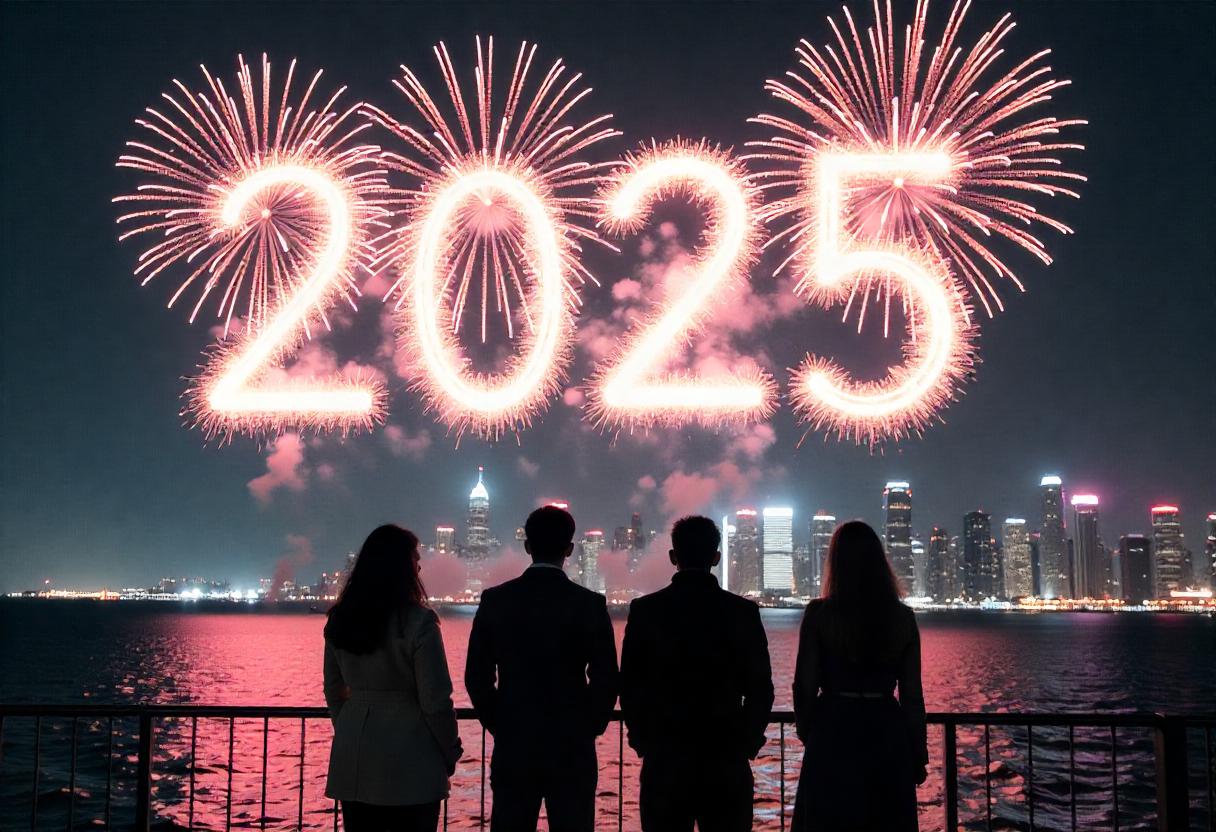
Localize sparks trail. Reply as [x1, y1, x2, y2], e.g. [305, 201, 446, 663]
[363, 36, 620, 343]
[364, 38, 618, 439]
[747, 0, 1086, 330]
[114, 54, 390, 337]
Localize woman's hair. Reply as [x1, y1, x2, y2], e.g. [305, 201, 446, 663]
[817, 520, 906, 663]
[324, 525, 427, 654]
[821, 520, 903, 603]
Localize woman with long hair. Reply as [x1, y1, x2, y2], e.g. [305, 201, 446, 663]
[791, 520, 928, 831]
[323, 525, 462, 832]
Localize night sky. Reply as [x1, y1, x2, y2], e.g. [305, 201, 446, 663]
[1, 1, 1213, 592]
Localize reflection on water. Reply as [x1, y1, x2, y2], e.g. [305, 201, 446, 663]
[0, 600, 1212, 829]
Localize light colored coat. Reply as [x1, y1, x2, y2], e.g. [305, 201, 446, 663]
[324, 605, 462, 805]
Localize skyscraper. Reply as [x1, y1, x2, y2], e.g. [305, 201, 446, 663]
[1002, 519, 1034, 599]
[435, 526, 455, 553]
[1029, 531, 1042, 597]
[628, 512, 645, 572]
[810, 513, 835, 596]
[1206, 513, 1216, 591]
[1070, 495, 1106, 599]
[716, 516, 736, 591]
[578, 530, 605, 593]
[793, 543, 813, 596]
[910, 538, 927, 597]
[1118, 534, 1153, 602]
[733, 509, 761, 596]
[927, 526, 951, 601]
[762, 507, 794, 595]
[962, 511, 996, 601]
[465, 467, 490, 558]
[1151, 505, 1190, 597]
[883, 482, 914, 593]
[1039, 475, 1069, 599]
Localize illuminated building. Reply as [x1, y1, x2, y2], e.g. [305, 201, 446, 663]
[1118, 534, 1153, 602]
[762, 507, 795, 594]
[716, 516, 736, 591]
[1070, 495, 1106, 599]
[435, 526, 455, 553]
[1038, 475, 1069, 599]
[578, 530, 605, 594]
[515, 527, 526, 543]
[732, 509, 761, 596]
[465, 467, 490, 558]
[962, 511, 996, 601]
[1151, 506, 1190, 598]
[612, 526, 629, 552]
[1002, 519, 1034, 599]
[629, 512, 645, 571]
[810, 513, 836, 596]
[927, 527, 952, 601]
[793, 543, 813, 596]
[1206, 513, 1216, 591]
[910, 538, 927, 597]
[883, 482, 914, 594]
[1029, 531, 1042, 597]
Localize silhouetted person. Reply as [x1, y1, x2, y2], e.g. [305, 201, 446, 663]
[465, 506, 619, 832]
[791, 520, 928, 832]
[620, 515, 774, 831]
[324, 525, 462, 832]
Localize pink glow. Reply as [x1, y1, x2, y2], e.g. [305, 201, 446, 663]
[1152, 505, 1180, 514]
[1071, 494, 1100, 507]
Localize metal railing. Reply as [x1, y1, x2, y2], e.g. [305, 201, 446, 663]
[1, 704, 1212, 831]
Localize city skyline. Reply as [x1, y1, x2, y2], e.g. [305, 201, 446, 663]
[1, 2, 1213, 593]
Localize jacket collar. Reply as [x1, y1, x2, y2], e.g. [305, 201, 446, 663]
[670, 569, 719, 589]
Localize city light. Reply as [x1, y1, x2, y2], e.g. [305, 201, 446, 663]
[1071, 494, 1100, 507]
[1041, 475, 1064, 487]
[1152, 505, 1180, 513]
[591, 141, 777, 429]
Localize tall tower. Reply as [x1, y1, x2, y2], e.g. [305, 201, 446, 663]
[579, 530, 605, 593]
[1002, 519, 1034, 600]
[1070, 495, 1105, 599]
[927, 526, 951, 601]
[810, 513, 836, 596]
[716, 516, 737, 591]
[1039, 475, 1069, 599]
[962, 511, 995, 601]
[628, 512, 644, 572]
[1205, 513, 1216, 591]
[435, 526, 455, 553]
[762, 507, 795, 595]
[910, 538, 927, 597]
[1151, 505, 1190, 597]
[1118, 534, 1153, 602]
[733, 509, 761, 596]
[883, 482, 914, 593]
[465, 467, 490, 557]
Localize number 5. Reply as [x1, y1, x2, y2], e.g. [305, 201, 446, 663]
[790, 152, 975, 445]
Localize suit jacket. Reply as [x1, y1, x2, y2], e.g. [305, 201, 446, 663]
[621, 569, 774, 760]
[324, 605, 462, 805]
[465, 565, 619, 754]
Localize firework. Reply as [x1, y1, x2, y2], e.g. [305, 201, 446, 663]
[114, 54, 389, 335]
[364, 38, 617, 437]
[185, 165, 387, 439]
[790, 151, 976, 446]
[748, 0, 1086, 325]
[589, 140, 777, 431]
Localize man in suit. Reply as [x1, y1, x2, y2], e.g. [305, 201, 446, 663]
[465, 505, 619, 832]
[620, 515, 774, 832]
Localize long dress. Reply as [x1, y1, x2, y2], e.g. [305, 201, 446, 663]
[791, 598, 927, 832]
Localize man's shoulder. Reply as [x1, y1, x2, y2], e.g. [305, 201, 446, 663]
[568, 580, 608, 608]
[721, 588, 763, 618]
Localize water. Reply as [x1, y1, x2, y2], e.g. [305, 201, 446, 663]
[1, 600, 1213, 829]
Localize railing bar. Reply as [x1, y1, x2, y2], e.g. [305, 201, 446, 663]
[944, 721, 959, 832]
[135, 712, 153, 831]
[226, 716, 234, 830]
[1069, 724, 1077, 832]
[780, 721, 787, 832]
[104, 717, 113, 830]
[68, 716, 79, 830]
[189, 717, 197, 831]
[618, 719, 625, 832]
[1027, 724, 1035, 832]
[31, 715, 42, 830]
[1110, 724, 1119, 832]
[1207, 725, 1213, 832]
[0, 714, 5, 802]
[298, 719, 306, 831]
[261, 715, 269, 829]
[480, 726, 487, 828]
[443, 795, 449, 832]
[333, 798, 339, 831]
[985, 722, 992, 831]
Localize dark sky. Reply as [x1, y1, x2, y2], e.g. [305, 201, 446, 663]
[1, 1, 1213, 592]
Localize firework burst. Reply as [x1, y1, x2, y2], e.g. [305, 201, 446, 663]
[589, 139, 777, 432]
[114, 54, 389, 335]
[363, 37, 618, 438]
[748, 0, 1086, 326]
